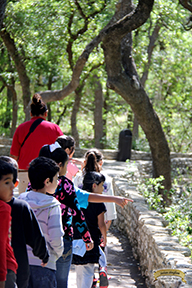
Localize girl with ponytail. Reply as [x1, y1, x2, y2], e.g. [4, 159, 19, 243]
[74, 148, 117, 231]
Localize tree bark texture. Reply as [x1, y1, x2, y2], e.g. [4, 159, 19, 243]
[4, 83, 13, 129]
[103, 88, 110, 146]
[0, 0, 6, 28]
[94, 75, 104, 149]
[101, 0, 171, 195]
[102, 29, 171, 194]
[0, 73, 17, 137]
[179, 0, 192, 12]
[10, 87, 17, 138]
[0, 27, 31, 119]
[133, 20, 161, 141]
[71, 90, 81, 147]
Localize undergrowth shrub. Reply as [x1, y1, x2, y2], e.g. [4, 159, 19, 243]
[137, 173, 192, 256]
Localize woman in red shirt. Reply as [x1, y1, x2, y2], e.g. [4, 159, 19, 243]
[10, 94, 63, 193]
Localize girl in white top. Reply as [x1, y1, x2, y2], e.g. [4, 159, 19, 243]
[73, 148, 117, 230]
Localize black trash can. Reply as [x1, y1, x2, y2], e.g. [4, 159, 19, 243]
[117, 129, 132, 161]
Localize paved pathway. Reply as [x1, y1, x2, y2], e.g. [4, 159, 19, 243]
[68, 226, 147, 287]
[68, 159, 147, 287]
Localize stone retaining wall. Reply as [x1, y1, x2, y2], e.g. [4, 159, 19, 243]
[1, 136, 192, 162]
[113, 178, 192, 288]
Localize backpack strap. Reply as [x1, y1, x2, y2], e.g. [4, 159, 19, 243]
[21, 118, 44, 148]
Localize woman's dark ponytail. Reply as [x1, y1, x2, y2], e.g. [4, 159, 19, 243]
[30, 93, 47, 116]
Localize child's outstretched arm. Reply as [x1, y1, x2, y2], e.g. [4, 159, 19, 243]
[88, 194, 133, 208]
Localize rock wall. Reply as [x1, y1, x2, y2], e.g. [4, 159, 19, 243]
[113, 178, 192, 288]
[1, 136, 192, 164]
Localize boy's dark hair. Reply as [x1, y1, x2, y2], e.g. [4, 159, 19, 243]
[0, 159, 14, 181]
[83, 171, 105, 192]
[0, 156, 18, 184]
[56, 135, 75, 155]
[28, 157, 59, 190]
[39, 145, 68, 166]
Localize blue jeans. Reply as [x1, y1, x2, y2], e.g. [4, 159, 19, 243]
[56, 237, 72, 288]
[28, 265, 56, 288]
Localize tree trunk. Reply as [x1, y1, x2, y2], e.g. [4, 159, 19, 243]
[94, 75, 104, 149]
[4, 55, 15, 129]
[0, 69, 17, 137]
[47, 103, 52, 122]
[179, 0, 192, 13]
[0, 0, 6, 28]
[103, 88, 109, 147]
[133, 20, 161, 142]
[102, 28, 171, 199]
[0, 27, 31, 119]
[47, 78, 52, 122]
[10, 87, 18, 138]
[71, 90, 81, 147]
[132, 116, 139, 142]
[4, 86, 12, 129]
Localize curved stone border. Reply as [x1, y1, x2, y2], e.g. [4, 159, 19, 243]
[113, 177, 192, 288]
[1, 136, 192, 162]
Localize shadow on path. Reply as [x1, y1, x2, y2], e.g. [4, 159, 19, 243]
[68, 225, 147, 287]
[106, 226, 147, 288]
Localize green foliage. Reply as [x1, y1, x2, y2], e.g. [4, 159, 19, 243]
[164, 185, 192, 252]
[131, 137, 150, 152]
[137, 169, 192, 254]
[133, 0, 192, 152]
[1, 0, 128, 148]
[137, 175, 165, 213]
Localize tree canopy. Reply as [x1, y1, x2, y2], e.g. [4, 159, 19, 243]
[1, 0, 192, 198]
